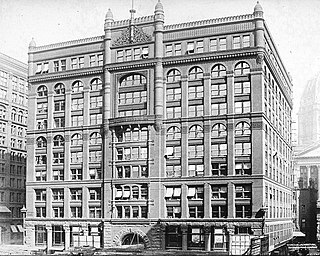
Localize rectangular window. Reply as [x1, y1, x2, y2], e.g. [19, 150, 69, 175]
[90, 55, 96, 66]
[174, 43, 182, 55]
[243, 35, 250, 47]
[71, 168, 82, 180]
[233, 36, 241, 49]
[89, 206, 102, 218]
[188, 145, 204, 158]
[212, 205, 227, 218]
[189, 206, 204, 218]
[166, 206, 181, 218]
[89, 168, 101, 180]
[53, 169, 64, 180]
[54, 101, 65, 112]
[188, 105, 203, 117]
[98, 54, 103, 66]
[54, 61, 59, 72]
[71, 58, 77, 69]
[71, 115, 83, 127]
[210, 39, 217, 51]
[53, 153, 64, 164]
[186, 42, 195, 54]
[70, 189, 82, 201]
[35, 225, 47, 245]
[52, 189, 64, 201]
[36, 207, 46, 217]
[90, 96, 103, 108]
[211, 163, 227, 176]
[211, 144, 227, 156]
[196, 41, 204, 53]
[42, 62, 49, 73]
[235, 142, 251, 155]
[165, 45, 173, 57]
[35, 169, 46, 181]
[187, 186, 204, 199]
[61, 60, 66, 71]
[211, 185, 227, 199]
[211, 103, 227, 115]
[219, 38, 227, 50]
[235, 162, 252, 175]
[125, 49, 132, 61]
[54, 117, 65, 128]
[235, 205, 252, 218]
[35, 189, 46, 201]
[52, 225, 65, 245]
[117, 50, 124, 62]
[166, 88, 181, 101]
[235, 184, 252, 198]
[235, 101, 251, 114]
[166, 106, 181, 119]
[90, 114, 102, 125]
[72, 98, 84, 110]
[211, 84, 227, 96]
[78, 57, 84, 68]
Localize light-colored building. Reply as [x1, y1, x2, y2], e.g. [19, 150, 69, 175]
[26, 2, 294, 254]
[0, 53, 28, 244]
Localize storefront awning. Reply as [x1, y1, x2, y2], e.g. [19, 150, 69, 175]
[10, 225, 23, 233]
[292, 231, 305, 237]
[16, 225, 24, 232]
[0, 206, 11, 213]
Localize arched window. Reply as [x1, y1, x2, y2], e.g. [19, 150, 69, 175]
[188, 67, 203, 80]
[0, 105, 6, 119]
[120, 74, 146, 87]
[212, 123, 227, 138]
[90, 78, 102, 91]
[211, 64, 227, 78]
[53, 135, 64, 147]
[37, 85, 48, 97]
[18, 111, 23, 123]
[54, 83, 65, 94]
[166, 126, 181, 140]
[11, 108, 17, 121]
[167, 69, 181, 83]
[235, 122, 251, 136]
[71, 133, 82, 146]
[234, 62, 250, 76]
[36, 137, 47, 148]
[90, 132, 102, 145]
[72, 81, 83, 93]
[189, 125, 203, 138]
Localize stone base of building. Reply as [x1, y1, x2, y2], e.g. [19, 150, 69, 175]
[25, 218, 293, 254]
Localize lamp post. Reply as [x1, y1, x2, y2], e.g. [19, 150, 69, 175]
[21, 206, 27, 245]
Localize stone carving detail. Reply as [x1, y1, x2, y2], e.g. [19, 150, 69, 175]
[251, 121, 263, 130]
[256, 53, 264, 64]
[113, 26, 152, 46]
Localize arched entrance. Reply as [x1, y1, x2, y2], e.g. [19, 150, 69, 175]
[122, 232, 146, 248]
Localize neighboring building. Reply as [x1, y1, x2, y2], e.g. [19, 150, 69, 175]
[26, 2, 294, 254]
[298, 187, 317, 243]
[297, 74, 320, 150]
[295, 69, 320, 243]
[0, 53, 28, 244]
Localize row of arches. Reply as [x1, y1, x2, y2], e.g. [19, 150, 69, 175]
[167, 61, 250, 82]
[167, 122, 251, 140]
[0, 105, 26, 123]
[37, 78, 102, 97]
[36, 62, 251, 96]
[36, 132, 102, 148]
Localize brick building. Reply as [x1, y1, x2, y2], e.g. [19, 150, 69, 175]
[26, 1, 294, 254]
[0, 53, 28, 244]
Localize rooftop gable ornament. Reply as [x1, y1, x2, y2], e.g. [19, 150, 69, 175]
[112, 0, 152, 46]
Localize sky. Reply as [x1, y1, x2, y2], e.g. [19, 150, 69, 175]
[0, 0, 320, 119]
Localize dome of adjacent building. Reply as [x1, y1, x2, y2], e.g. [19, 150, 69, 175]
[254, 1, 263, 12]
[29, 38, 36, 47]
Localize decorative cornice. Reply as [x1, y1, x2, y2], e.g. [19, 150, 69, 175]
[30, 36, 104, 53]
[164, 14, 255, 31]
[111, 15, 154, 28]
[29, 67, 103, 83]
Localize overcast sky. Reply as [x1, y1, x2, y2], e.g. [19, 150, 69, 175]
[0, 0, 319, 118]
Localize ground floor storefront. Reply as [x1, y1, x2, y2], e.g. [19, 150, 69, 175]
[25, 219, 293, 254]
